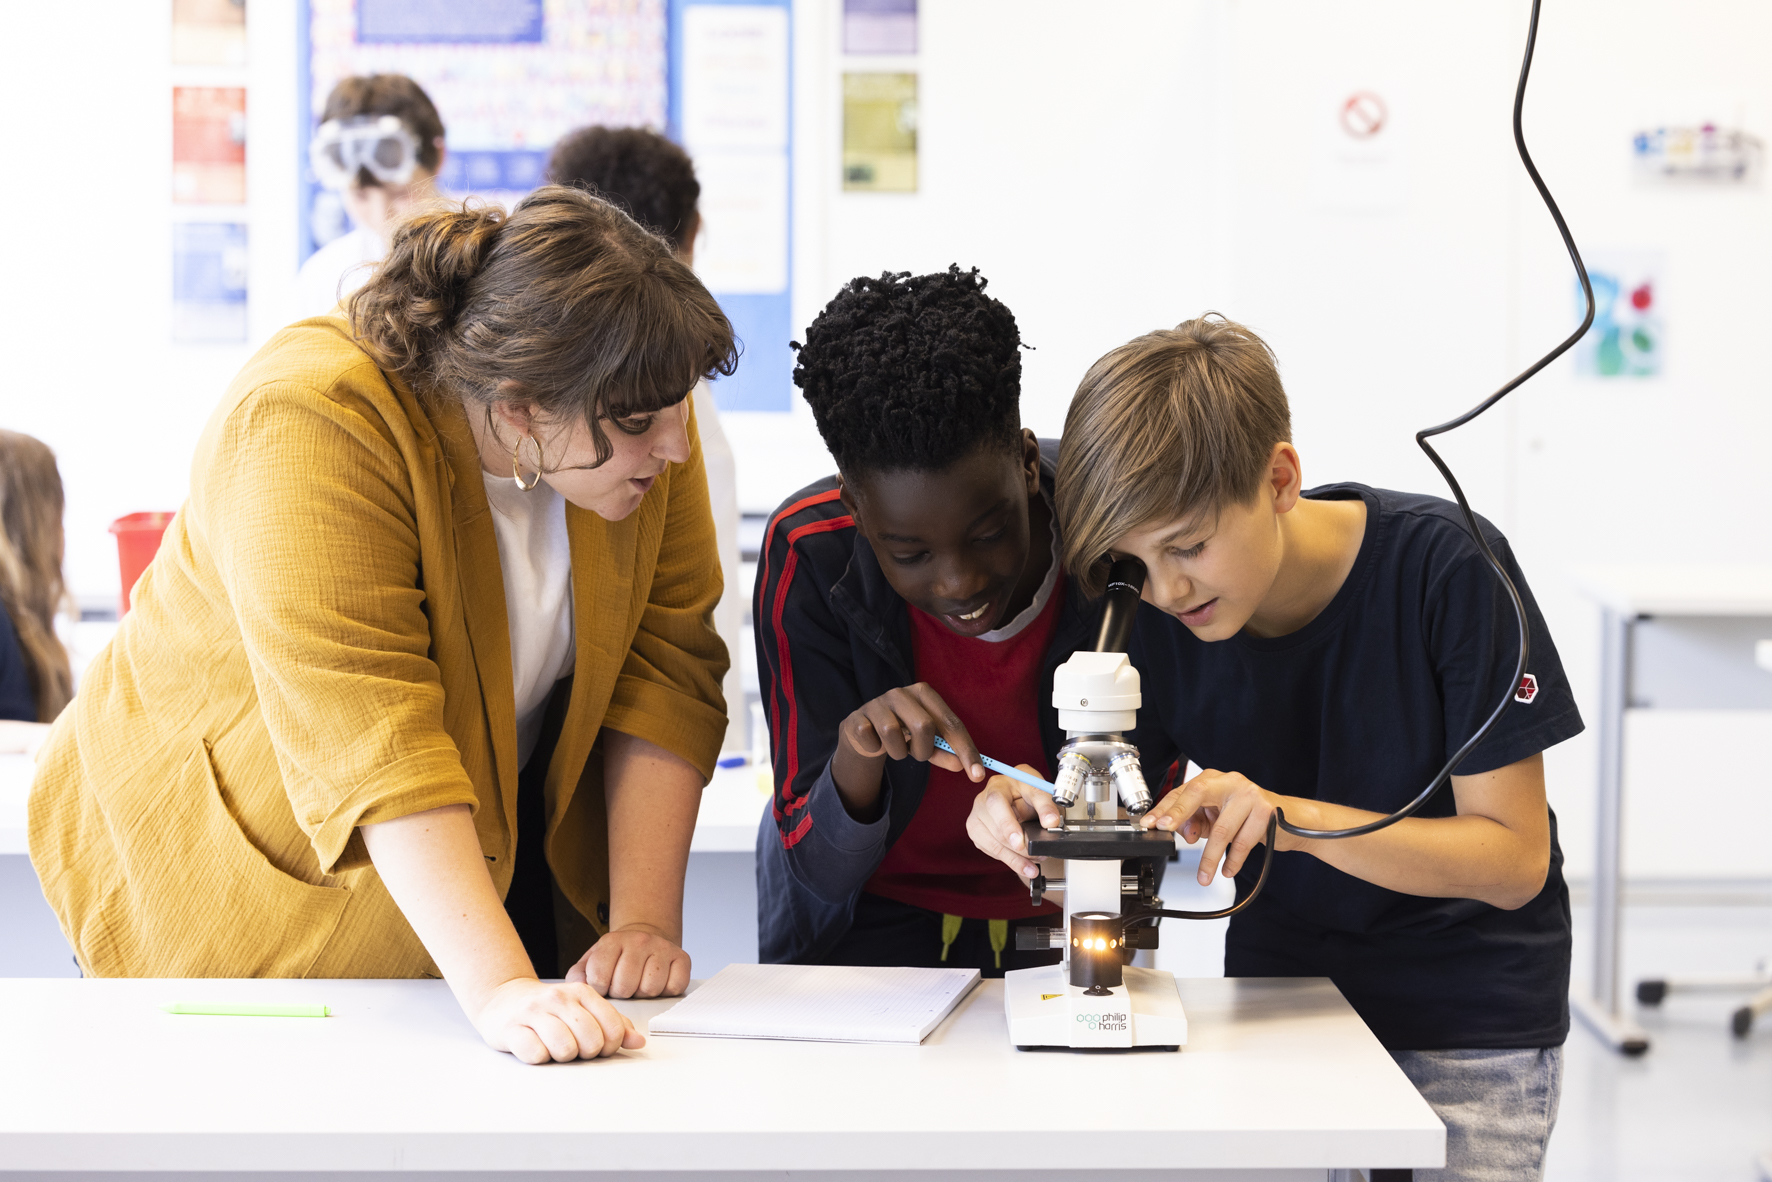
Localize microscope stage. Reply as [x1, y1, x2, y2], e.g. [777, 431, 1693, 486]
[1004, 965, 1186, 1051]
[1024, 819, 1176, 860]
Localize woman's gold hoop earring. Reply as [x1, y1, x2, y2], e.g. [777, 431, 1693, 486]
[512, 435, 545, 492]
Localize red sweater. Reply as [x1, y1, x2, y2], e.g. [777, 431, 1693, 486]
[863, 574, 1066, 919]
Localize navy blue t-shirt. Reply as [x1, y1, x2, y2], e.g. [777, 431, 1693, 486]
[0, 600, 38, 722]
[1128, 484, 1582, 1050]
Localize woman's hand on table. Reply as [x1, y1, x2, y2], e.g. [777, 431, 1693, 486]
[473, 977, 644, 1064]
[569, 924, 691, 998]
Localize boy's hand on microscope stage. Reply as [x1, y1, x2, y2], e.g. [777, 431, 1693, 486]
[840, 683, 986, 781]
[1140, 768, 1292, 885]
[967, 768, 1062, 879]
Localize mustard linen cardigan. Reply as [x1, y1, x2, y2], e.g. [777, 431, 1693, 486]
[28, 315, 729, 978]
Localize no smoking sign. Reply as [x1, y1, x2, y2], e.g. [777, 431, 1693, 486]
[1340, 91, 1388, 139]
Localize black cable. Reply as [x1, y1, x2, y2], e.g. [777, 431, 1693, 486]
[1147, 0, 1594, 924]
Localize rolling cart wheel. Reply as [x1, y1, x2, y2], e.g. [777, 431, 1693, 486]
[1636, 979, 1668, 1006]
[1733, 1005, 1754, 1039]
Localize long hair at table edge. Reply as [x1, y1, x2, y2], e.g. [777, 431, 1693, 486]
[0, 430, 72, 722]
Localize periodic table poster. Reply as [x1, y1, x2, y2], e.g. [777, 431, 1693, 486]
[298, 0, 791, 412]
[299, 0, 667, 254]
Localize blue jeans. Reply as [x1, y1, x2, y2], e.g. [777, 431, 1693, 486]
[1389, 1046, 1564, 1182]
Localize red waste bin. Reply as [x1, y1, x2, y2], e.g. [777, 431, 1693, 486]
[109, 512, 175, 617]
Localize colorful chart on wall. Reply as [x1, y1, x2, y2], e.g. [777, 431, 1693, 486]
[1575, 252, 1664, 379]
[298, 0, 793, 412]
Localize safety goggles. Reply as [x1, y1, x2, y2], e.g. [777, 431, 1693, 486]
[309, 115, 420, 190]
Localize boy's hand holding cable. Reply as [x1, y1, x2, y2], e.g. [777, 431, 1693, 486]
[1139, 769, 1304, 885]
[831, 682, 986, 822]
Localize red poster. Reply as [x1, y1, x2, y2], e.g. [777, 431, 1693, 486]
[173, 86, 246, 204]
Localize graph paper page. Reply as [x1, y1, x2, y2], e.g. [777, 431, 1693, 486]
[647, 963, 981, 1044]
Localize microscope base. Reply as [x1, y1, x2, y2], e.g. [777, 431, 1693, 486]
[1004, 964, 1187, 1051]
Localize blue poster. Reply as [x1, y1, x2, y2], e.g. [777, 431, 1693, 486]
[172, 222, 249, 343]
[357, 0, 544, 44]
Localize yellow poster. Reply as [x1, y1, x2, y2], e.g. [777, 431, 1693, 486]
[843, 72, 917, 192]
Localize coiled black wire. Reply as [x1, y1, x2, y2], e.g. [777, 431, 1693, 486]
[1146, 0, 1595, 924]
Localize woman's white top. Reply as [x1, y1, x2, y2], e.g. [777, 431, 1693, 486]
[481, 470, 577, 769]
[690, 379, 745, 754]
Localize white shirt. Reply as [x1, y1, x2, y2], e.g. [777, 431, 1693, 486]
[690, 379, 745, 753]
[481, 470, 577, 768]
[292, 226, 385, 320]
[976, 493, 1062, 644]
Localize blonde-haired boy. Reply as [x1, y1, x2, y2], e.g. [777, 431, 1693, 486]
[968, 316, 1580, 1181]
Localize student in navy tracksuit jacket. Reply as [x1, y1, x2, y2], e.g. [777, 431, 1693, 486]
[751, 268, 1112, 971]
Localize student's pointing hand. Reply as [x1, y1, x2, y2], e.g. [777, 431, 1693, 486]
[841, 682, 986, 781]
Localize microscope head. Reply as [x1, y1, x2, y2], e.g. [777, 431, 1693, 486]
[1048, 557, 1153, 816]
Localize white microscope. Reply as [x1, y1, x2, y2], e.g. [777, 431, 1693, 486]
[1003, 559, 1188, 1051]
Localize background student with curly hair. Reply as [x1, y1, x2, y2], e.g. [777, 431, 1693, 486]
[0, 430, 74, 756]
[31, 187, 737, 1064]
[754, 267, 1094, 973]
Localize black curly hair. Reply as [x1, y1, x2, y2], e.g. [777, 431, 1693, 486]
[545, 126, 699, 252]
[794, 267, 1023, 477]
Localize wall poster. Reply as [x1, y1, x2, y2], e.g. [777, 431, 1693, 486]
[674, 1, 793, 412]
[1576, 252, 1665, 379]
[842, 72, 916, 192]
[299, 0, 668, 255]
[172, 222, 250, 343]
[173, 86, 248, 204]
[299, 0, 795, 413]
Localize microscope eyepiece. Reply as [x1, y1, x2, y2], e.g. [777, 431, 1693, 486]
[1092, 557, 1147, 654]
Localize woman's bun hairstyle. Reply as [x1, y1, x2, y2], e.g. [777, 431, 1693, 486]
[350, 185, 738, 465]
[351, 203, 505, 379]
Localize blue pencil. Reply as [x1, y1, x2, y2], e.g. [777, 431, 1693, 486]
[933, 737, 1058, 796]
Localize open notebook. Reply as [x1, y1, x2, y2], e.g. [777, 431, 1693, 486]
[647, 963, 981, 1045]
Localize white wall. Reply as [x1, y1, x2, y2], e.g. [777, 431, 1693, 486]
[2, 0, 1766, 878]
[0, 0, 302, 610]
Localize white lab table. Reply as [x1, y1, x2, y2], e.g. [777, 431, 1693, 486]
[0, 756, 770, 857]
[1568, 563, 1772, 1054]
[0, 975, 1441, 1180]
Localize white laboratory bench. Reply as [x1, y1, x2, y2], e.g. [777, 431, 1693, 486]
[0, 755, 770, 857]
[0, 975, 1442, 1179]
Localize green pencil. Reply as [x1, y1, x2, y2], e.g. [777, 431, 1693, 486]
[161, 1002, 330, 1017]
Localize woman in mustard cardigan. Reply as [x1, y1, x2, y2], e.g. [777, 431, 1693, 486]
[30, 187, 736, 1064]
